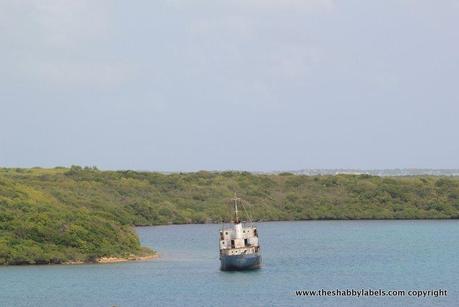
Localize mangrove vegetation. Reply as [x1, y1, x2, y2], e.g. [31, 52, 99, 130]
[1, 166, 459, 265]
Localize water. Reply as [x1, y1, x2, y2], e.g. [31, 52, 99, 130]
[1, 221, 458, 306]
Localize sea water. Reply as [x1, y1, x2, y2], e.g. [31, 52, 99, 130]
[1, 220, 458, 306]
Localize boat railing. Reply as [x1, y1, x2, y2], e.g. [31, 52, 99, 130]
[221, 223, 256, 230]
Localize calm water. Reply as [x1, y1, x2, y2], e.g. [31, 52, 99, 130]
[1, 221, 458, 306]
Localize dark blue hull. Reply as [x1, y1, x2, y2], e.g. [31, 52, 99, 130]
[220, 253, 262, 271]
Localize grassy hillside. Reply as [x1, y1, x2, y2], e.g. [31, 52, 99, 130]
[1, 166, 459, 264]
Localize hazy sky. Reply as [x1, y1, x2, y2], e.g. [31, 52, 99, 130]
[1, 0, 458, 171]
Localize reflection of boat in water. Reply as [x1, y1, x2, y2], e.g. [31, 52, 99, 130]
[219, 195, 262, 271]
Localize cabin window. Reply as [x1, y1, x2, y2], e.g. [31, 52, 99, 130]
[231, 240, 235, 248]
[225, 232, 228, 235]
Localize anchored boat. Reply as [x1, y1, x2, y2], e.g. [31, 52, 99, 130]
[219, 195, 262, 271]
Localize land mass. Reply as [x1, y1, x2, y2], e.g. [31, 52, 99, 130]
[1, 166, 459, 265]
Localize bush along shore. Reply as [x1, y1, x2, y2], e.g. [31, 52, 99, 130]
[1, 166, 459, 265]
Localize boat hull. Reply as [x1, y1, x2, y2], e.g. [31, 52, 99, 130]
[220, 253, 262, 271]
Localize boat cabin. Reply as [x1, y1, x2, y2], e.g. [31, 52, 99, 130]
[219, 222, 260, 256]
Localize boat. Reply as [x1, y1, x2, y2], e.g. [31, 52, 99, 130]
[219, 194, 262, 271]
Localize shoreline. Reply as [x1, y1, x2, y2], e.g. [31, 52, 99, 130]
[64, 254, 159, 265]
[135, 217, 459, 228]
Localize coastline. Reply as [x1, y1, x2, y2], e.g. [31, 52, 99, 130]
[134, 217, 459, 228]
[64, 253, 159, 265]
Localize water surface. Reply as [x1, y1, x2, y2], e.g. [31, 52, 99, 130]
[1, 221, 458, 306]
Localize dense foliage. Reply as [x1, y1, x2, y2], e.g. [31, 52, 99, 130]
[0, 168, 151, 265]
[1, 166, 459, 264]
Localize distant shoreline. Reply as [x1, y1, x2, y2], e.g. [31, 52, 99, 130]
[135, 217, 459, 228]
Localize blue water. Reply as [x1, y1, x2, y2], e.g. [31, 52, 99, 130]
[1, 221, 458, 306]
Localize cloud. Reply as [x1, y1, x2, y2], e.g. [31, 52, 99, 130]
[0, 0, 111, 48]
[0, 0, 133, 90]
[16, 60, 136, 89]
[166, 0, 335, 12]
[238, 0, 335, 10]
[267, 45, 322, 79]
[30, 0, 111, 48]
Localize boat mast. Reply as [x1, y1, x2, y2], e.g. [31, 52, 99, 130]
[232, 193, 240, 224]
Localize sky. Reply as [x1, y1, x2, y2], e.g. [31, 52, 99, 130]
[1, 0, 458, 171]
